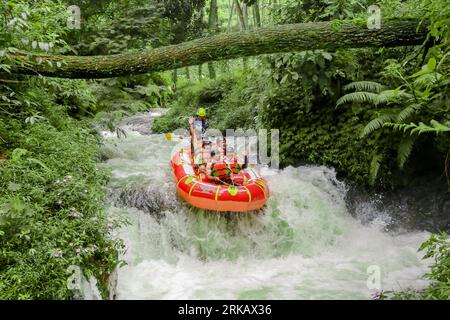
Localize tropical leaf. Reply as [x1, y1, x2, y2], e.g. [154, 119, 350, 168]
[343, 81, 384, 93]
[411, 120, 450, 135]
[337, 89, 411, 108]
[396, 103, 423, 122]
[336, 91, 380, 107]
[377, 89, 412, 103]
[397, 135, 415, 169]
[384, 120, 450, 135]
[10, 148, 29, 162]
[361, 113, 396, 137]
[409, 58, 437, 78]
[27, 158, 50, 172]
[413, 72, 443, 88]
[369, 153, 383, 186]
[384, 122, 418, 133]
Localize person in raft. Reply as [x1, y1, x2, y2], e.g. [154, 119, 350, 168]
[202, 148, 228, 184]
[189, 107, 210, 158]
[189, 107, 208, 136]
[200, 146, 244, 185]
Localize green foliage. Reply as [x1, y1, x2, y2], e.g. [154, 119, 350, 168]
[361, 112, 397, 137]
[68, 0, 207, 55]
[68, 0, 171, 55]
[419, 233, 450, 299]
[369, 153, 383, 186]
[152, 73, 248, 133]
[397, 135, 416, 169]
[271, 0, 369, 24]
[336, 51, 450, 180]
[0, 0, 449, 301]
[337, 91, 384, 107]
[385, 120, 450, 135]
[0, 0, 71, 53]
[423, 0, 450, 48]
[0, 1, 131, 299]
[0, 120, 126, 299]
[382, 233, 450, 300]
[343, 81, 385, 93]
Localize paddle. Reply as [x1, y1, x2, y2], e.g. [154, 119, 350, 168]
[164, 132, 173, 140]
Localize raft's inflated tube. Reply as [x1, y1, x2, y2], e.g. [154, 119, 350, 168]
[171, 147, 269, 212]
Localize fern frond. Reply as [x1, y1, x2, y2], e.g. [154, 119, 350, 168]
[377, 89, 412, 104]
[430, 120, 450, 132]
[336, 92, 380, 107]
[384, 122, 415, 132]
[361, 113, 396, 137]
[396, 103, 423, 123]
[410, 120, 450, 135]
[384, 120, 450, 135]
[397, 135, 415, 169]
[369, 153, 383, 186]
[343, 81, 384, 93]
[413, 73, 442, 88]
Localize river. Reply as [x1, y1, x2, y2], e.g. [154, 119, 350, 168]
[98, 111, 430, 300]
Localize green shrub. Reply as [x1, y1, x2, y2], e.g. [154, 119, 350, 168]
[0, 118, 125, 299]
[380, 233, 450, 300]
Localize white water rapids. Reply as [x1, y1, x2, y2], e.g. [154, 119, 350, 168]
[99, 112, 430, 300]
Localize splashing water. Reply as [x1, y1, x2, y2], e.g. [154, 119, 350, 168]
[100, 113, 430, 300]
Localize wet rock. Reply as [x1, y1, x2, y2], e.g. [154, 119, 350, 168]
[346, 175, 450, 233]
[114, 180, 179, 219]
[117, 109, 169, 135]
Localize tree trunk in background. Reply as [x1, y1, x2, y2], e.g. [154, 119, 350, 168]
[261, 0, 265, 25]
[242, 2, 249, 30]
[10, 20, 429, 79]
[185, 67, 190, 80]
[220, 60, 230, 74]
[208, 63, 216, 79]
[227, 0, 235, 32]
[208, 0, 218, 79]
[172, 69, 177, 89]
[234, 0, 246, 31]
[253, 1, 261, 27]
[234, 1, 249, 70]
[198, 64, 203, 80]
[208, 0, 219, 31]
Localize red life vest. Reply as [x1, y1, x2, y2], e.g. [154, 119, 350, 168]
[211, 162, 231, 179]
[211, 161, 241, 178]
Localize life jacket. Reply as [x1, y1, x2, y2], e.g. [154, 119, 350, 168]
[211, 162, 231, 179]
[211, 161, 241, 178]
[230, 162, 242, 174]
[194, 117, 208, 134]
[225, 158, 242, 174]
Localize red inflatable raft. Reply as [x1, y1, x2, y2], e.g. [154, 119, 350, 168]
[171, 145, 269, 212]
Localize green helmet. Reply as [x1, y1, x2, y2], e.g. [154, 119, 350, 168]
[197, 107, 206, 117]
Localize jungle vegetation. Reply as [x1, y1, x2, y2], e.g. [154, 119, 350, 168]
[0, 0, 449, 299]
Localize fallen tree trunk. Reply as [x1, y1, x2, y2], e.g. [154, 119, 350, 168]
[12, 19, 428, 79]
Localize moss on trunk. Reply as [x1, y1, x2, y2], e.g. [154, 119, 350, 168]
[11, 19, 428, 79]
